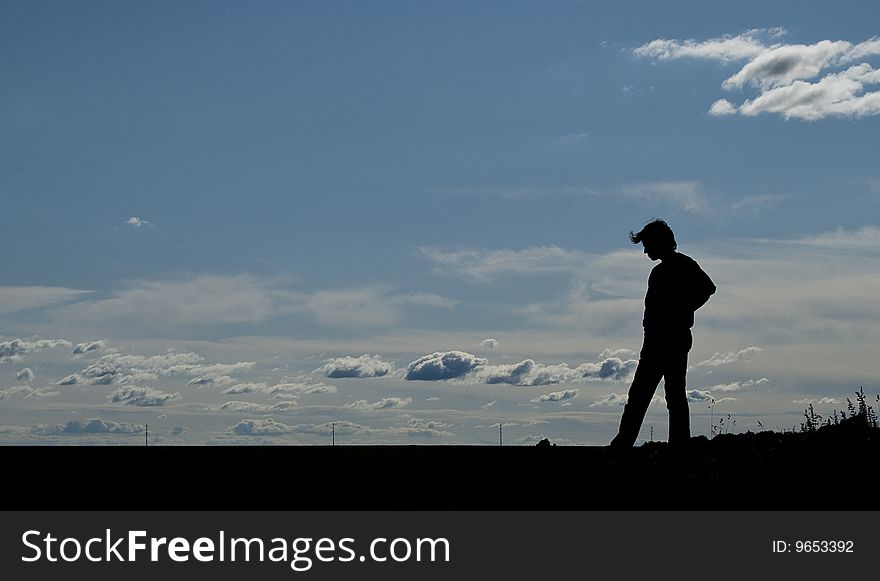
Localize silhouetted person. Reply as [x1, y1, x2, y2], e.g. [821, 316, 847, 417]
[610, 219, 715, 449]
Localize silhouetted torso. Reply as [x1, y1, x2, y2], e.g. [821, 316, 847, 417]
[642, 251, 716, 337]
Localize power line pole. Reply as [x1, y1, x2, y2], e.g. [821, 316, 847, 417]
[499, 423, 503, 447]
[145, 424, 148, 447]
[332, 422, 335, 447]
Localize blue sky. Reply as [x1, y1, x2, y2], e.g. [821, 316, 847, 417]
[1, 1, 879, 444]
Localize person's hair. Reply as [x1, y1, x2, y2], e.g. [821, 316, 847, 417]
[629, 219, 677, 250]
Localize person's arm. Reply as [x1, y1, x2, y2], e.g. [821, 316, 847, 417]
[690, 265, 716, 311]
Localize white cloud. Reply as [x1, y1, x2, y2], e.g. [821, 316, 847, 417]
[637, 32, 880, 120]
[480, 338, 499, 350]
[704, 378, 769, 393]
[223, 379, 336, 396]
[792, 397, 842, 406]
[738, 63, 880, 120]
[108, 386, 180, 406]
[314, 354, 394, 378]
[125, 216, 153, 228]
[634, 29, 774, 63]
[590, 393, 628, 407]
[723, 40, 854, 90]
[31, 418, 144, 435]
[405, 351, 488, 381]
[472, 359, 567, 386]
[687, 389, 714, 403]
[697, 346, 762, 367]
[66, 350, 255, 387]
[0, 287, 90, 314]
[211, 400, 298, 412]
[346, 397, 412, 411]
[228, 419, 372, 437]
[392, 419, 453, 438]
[404, 350, 637, 386]
[15, 368, 34, 384]
[228, 418, 295, 436]
[73, 341, 106, 355]
[0, 338, 71, 362]
[531, 389, 579, 403]
[709, 99, 737, 116]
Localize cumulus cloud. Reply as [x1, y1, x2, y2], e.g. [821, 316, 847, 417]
[228, 418, 295, 436]
[346, 397, 412, 411]
[480, 338, 499, 350]
[73, 341, 106, 355]
[15, 368, 34, 384]
[473, 359, 566, 386]
[738, 63, 880, 120]
[0, 338, 71, 362]
[576, 357, 638, 381]
[709, 99, 737, 116]
[404, 350, 636, 386]
[405, 351, 488, 381]
[697, 346, 762, 367]
[108, 386, 179, 407]
[636, 32, 880, 120]
[591, 393, 630, 407]
[314, 354, 394, 378]
[66, 350, 255, 387]
[31, 418, 143, 435]
[687, 389, 715, 403]
[125, 216, 152, 228]
[531, 389, 579, 403]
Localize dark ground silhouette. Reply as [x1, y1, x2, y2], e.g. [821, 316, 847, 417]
[6, 419, 877, 510]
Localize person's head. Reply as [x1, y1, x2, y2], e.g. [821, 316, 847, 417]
[630, 219, 677, 261]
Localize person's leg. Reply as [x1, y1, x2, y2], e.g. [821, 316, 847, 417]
[663, 347, 691, 447]
[610, 356, 663, 448]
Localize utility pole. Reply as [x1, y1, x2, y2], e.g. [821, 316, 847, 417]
[332, 422, 335, 447]
[499, 423, 503, 447]
[650, 426, 654, 442]
[145, 424, 148, 447]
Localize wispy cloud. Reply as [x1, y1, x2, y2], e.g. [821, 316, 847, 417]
[0, 287, 91, 314]
[346, 397, 412, 411]
[108, 386, 180, 406]
[697, 346, 762, 367]
[636, 31, 880, 120]
[621, 181, 711, 213]
[634, 28, 782, 63]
